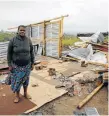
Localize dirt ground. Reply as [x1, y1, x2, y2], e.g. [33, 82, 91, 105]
[27, 60, 108, 115]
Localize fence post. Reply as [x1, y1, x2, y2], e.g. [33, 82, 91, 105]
[43, 21, 46, 56]
[59, 17, 63, 58]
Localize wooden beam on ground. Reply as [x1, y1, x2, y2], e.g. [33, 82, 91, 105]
[77, 83, 104, 109]
[88, 61, 108, 67]
[62, 56, 79, 61]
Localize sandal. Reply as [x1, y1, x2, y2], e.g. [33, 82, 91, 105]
[14, 97, 20, 103]
[24, 94, 31, 99]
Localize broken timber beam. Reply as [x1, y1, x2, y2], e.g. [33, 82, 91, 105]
[62, 56, 79, 61]
[77, 83, 104, 109]
[88, 61, 108, 67]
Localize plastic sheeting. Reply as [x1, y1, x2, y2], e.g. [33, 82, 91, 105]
[90, 52, 107, 64]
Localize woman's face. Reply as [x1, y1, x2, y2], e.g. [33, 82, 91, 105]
[18, 26, 25, 37]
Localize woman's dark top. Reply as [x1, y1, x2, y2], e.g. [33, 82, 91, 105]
[7, 34, 34, 66]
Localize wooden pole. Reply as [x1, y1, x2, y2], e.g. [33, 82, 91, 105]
[77, 83, 104, 109]
[60, 17, 63, 58]
[58, 20, 61, 58]
[43, 21, 46, 56]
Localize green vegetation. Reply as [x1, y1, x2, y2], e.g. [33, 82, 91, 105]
[0, 32, 15, 42]
[104, 36, 109, 42]
[62, 35, 108, 46]
[62, 35, 81, 46]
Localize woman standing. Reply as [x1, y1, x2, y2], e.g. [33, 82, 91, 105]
[7, 25, 34, 103]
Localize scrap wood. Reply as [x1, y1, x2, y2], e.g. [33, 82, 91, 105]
[22, 76, 67, 114]
[81, 61, 88, 67]
[48, 68, 56, 76]
[34, 61, 41, 65]
[88, 61, 108, 67]
[0, 66, 9, 70]
[93, 69, 108, 74]
[103, 73, 108, 84]
[55, 71, 81, 78]
[77, 83, 104, 109]
[92, 47, 108, 52]
[67, 72, 81, 77]
[103, 42, 108, 45]
[62, 56, 79, 61]
[87, 42, 108, 52]
[35, 64, 43, 70]
[0, 68, 9, 75]
[87, 42, 108, 47]
[62, 56, 107, 67]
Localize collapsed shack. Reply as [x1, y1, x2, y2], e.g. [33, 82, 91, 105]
[0, 17, 108, 115]
[0, 55, 108, 115]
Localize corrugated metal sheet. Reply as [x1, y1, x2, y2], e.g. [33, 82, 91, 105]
[0, 41, 38, 62]
[0, 42, 9, 60]
[25, 26, 31, 38]
[45, 22, 60, 58]
[31, 25, 44, 39]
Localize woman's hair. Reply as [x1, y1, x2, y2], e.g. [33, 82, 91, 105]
[18, 25, 26, 31]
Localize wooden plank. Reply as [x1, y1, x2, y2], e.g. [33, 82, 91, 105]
[59, 19, 63, 58]
[88, 61, 108, 67]
[43, 21, 46, 56]
[8, 15, 69, 30]
[20, 76, 67, 114]
[62, 56, 79, 61]
[77, 83, 104, 109]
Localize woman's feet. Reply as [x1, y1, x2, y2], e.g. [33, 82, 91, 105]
[14, 96, 20, 103]
[24, 93, 31, 99]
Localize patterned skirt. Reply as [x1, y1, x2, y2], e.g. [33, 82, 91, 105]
[9, 63, 31, 93]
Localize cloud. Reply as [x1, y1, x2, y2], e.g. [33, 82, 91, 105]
[0, 0, 108, 33]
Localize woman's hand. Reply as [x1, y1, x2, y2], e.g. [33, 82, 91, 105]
[31, 64, 34, 70]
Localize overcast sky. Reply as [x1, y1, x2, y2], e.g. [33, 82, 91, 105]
[0, 0, 108, 34]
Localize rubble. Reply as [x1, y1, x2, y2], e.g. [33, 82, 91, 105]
[62, 32, 108, 67]
[50, 69, 97, 97]
[48, 68, 56, 76]
[35, 64, 43, 70]
[70, 71, 98, 84]
[81, 61, 88, 67]
[31, 83, 39, 87]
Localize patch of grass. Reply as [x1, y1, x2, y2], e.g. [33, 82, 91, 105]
[104, 36, 109, 42]
[62, 36, 81, 46]
[0, 32, 15, 42]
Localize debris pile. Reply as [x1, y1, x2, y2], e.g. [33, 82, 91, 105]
[47, 68, 98, 97]
[62, 32, 108, 67]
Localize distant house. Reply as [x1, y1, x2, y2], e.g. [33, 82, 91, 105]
[77, 32, 108, 37]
